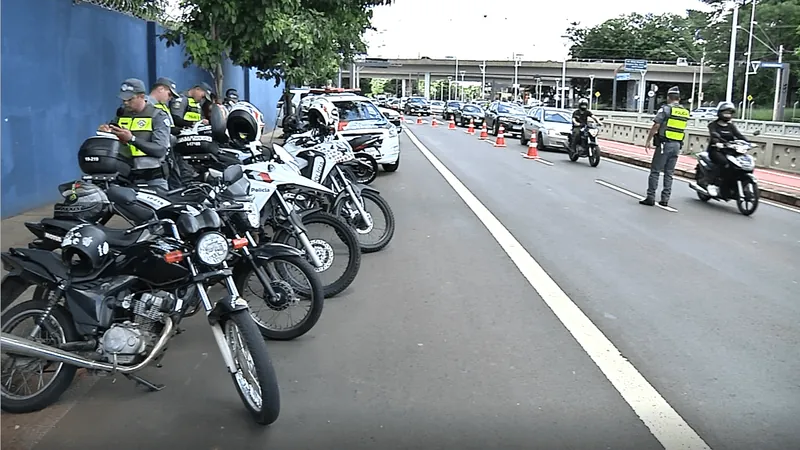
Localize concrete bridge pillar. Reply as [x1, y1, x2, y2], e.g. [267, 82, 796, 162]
[424, 72, 431, 100]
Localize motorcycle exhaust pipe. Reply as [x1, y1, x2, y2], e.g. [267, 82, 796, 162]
[0, 317, 174, 374]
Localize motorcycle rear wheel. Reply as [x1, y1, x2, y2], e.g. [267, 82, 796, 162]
[352, 153, 378, 185]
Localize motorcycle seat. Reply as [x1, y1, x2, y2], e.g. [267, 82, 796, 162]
[347, 135, 378, 149]
[8, 247, 112, 283]
[40, 218, 143, 248]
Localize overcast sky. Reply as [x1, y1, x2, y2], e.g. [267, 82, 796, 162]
[365, 0, 713, 61]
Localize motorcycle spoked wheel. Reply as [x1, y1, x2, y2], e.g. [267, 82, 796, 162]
[352, 153, 378, 185]
[334, 189, 396, 254]
[234, 254, 325, 341]
[272, 211, 361, 298]
[221, 310, 281, 425]
[736, 180, 759, 216]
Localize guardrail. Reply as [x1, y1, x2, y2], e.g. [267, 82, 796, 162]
[597, 118, 800, 175]
[593, 110, 800, 138]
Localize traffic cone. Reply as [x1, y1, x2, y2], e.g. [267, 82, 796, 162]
[448, 115, 456, 130]
[400, 114, 405, 123]
[493, 125, 507, 147]
[416, 116, 422, 125]
[522, 134, 539, 159]
[478, 123, 488, 140]
[431, 117, 438, 127]
[466, 118, 475, 135]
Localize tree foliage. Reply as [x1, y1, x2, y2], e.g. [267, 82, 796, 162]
[565, 1, 799, 109]
[160, 0, 392, 93]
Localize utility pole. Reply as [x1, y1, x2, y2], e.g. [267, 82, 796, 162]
[741, 0, 757, 119]
[772, 44, 784, 121]
[725, 1, 740, 102]
[480, 60, 487, 100]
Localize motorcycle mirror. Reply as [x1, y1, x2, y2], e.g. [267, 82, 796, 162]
[222, 165, 243, 184]
[752, 130, 761, 136]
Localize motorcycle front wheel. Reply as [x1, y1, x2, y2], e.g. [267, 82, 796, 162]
[589, 146, 601, 167]
[335, 190, 395, 254]
[736, 180, 759, 216]
[222, 310, 281, 425]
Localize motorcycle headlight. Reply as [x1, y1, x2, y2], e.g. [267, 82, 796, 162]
[196, 232, 229, 266]
[589, 128, 599, 137]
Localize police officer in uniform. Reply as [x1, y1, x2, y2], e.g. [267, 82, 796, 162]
[149, 77, 192, 189]
[171, 81, 212, 129]
[641, 86, 689, 207]
[149, 77, 180, 127]
[99, 78, 171, 190]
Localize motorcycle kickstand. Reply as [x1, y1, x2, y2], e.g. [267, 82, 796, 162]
[124, 373, 166, 392]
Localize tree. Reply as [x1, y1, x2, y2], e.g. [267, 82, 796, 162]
[161, 0, 393, 94]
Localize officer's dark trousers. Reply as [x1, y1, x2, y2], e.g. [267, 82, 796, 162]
[646, 141, 681, 202]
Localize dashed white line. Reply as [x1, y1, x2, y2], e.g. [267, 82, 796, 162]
[404, 127, 709, 450]
[594, 179, 678, 212]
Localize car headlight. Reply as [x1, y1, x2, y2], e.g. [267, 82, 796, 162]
[388, 125, 398, 138]
[196, 232, 229, 266]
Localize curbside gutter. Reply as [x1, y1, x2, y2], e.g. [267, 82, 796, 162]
[599, 150, 800, 208]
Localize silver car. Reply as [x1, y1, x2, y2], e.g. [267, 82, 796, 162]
[521, 107, 574, 151]
[429, 100, 445, 116]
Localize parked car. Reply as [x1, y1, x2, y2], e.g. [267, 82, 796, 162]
[328, 94, 401, 172]
[691, 107, 718, 119]
[484, 101, 527, 137]
[403, 96, 430, 116]
[429, 100, 445, 116]
[454, 103, 485, 127]
[521, 107, 574, 151]
[378, 106, 403, 131]
[387, 98, 401, 111]
[442, 101, 463, 120]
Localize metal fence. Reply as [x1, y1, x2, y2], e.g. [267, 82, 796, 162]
[73, 0, 181, 23]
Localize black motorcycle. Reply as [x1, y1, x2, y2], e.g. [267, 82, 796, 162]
[566, 122, 601, 167]
[689, 139, 760, 216]
[0, 170, 280, 424]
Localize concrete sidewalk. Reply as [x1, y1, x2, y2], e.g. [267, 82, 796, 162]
[599, 139, 800, 207]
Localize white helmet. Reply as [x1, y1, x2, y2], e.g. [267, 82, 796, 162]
[308, 97, 340, 133]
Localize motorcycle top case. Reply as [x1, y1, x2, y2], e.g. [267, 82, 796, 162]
[174, 124, 219, 155]
[78, 135, 131, 177]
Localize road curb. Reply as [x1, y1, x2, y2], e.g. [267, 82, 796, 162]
[599, 150, 800, 208]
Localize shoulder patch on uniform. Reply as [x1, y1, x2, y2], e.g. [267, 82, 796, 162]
[136, 119, 147, 128]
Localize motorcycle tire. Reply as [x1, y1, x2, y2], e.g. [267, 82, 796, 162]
[221, 310, 281, 425]
[736, 180, 759, 216]
[273, 211, 361, 298]
[589, 147, 601, 167]
[335, 189, 396, 254]
[1, 300, 79, 414]
[234, 254, 325, 341]
[353, 153, 378, 185]
[568, 149, 580, 162]
[694, 170, 711, 202]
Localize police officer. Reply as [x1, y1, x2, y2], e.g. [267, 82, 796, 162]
[171, 81, 212, 129]
[640, 86, 689, 207]
[149, 77, 192, 189]
[99, 78, 171, 190]
[149, 77, 179, 128]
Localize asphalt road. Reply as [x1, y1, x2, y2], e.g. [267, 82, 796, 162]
[5, 124, 799, 449]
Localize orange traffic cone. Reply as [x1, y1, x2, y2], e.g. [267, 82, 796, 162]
[431, 117, 438, 127]
[493, 125, 507, 147]
[522, 134, 539, 159]
[448, 115, 456, 130]
[478, 123, 488, 140]
[466, 118, 475, 135]
[416, 116, 422, 125]
[400, 114, 405, 123]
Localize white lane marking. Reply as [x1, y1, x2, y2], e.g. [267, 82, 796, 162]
[594, 179, 678, 213]
[535, 158, 554, 166]
[404, 128, 709, 450]
[604, 158, 800, 214]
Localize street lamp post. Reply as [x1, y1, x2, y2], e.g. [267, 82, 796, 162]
[588, 75, 595, 109]
[698, 48, 706, 106]
[773, 44, 784, 121]
[741, 1, 757, 119]
[560, 35, 570, 109]
[726, 0, 741, 102]
[459, 71, 466, 101]
[513, 54, 523, 102]
[479, 60, 487, 100]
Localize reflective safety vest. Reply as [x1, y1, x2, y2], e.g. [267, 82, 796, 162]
[184, 97, 202, 122]
[115, 103, 163, 172]
[154, 102, 175, 128]
[662, 105, 690, 142]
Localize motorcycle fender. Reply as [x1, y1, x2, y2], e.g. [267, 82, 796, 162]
[1, 274, 31, 310]
[207, 293, 250, 325]
[746, 173, 758, 183]
[0, 253, 58, 291]
[297, 207, 324, 221]
[251, 242, 304, 261]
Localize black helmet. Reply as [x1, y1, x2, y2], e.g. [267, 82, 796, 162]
[61, 224, 111, 277]
[717, 101, 736, 121]
[53, 181, 111, 223]
[225, 88, 239, 102]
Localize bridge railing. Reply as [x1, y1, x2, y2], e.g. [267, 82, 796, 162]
[593, 110, 800, 138]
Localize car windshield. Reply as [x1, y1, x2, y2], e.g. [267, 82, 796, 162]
[498, 104, 524, 114]
[447, 102, 462, 108]
[543, 111, 571, 123]
[431, 101, 444, 106]
[335, 100, 385, 121]
[463, 105, 482, 113]
[409, 98, 426, 104]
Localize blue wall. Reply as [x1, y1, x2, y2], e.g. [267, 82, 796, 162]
[1, 0, 284, 218]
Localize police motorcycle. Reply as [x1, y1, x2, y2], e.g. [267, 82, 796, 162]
[21, 130, 326, 341]
[0, 165, 281, 424]
[565, 121, 602, 167]
[176, 102, 362, 299]
[689, 133, 761, 216]
[278, 98, 395, 254]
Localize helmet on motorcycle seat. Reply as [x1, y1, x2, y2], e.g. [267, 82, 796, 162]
[53, 181, 111, 223]
[578, 98, 589, 109]
[61, 224, 111, 277]
[225, 88, 239, 102]
[717, 101, 736, 121]
[226, 105, 260, 145]
[307, 97, 340, 135]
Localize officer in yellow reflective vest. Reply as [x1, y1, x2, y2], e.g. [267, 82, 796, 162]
[149, 77, 179, 130]
[641, 86, 689, 207]
[98, 78, 172, 190]
[170, 82, 212, 129]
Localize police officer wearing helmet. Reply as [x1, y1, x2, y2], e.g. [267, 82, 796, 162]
[171, 81, 212, 129]
[570, 97, 599, 151]
[641, 86, 690, 207]
[705, 102, 747, 197]
[98, 78, 171, 190]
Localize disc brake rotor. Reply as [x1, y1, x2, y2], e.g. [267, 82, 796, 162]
[308, 239, 335, 272]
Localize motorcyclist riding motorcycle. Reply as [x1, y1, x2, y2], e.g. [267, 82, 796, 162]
[706, 102, 748, 197]
[570, 98, 599, 151]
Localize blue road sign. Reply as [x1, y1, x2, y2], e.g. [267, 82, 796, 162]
[615, 72, 632, 81]
[760, 62, 785, 69]
[624, 59, 648, 71]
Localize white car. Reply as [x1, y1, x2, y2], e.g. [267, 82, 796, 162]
[327, 94, 401, 172]
[692, 107, 718, 119]
[429, 100, 445, 116]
